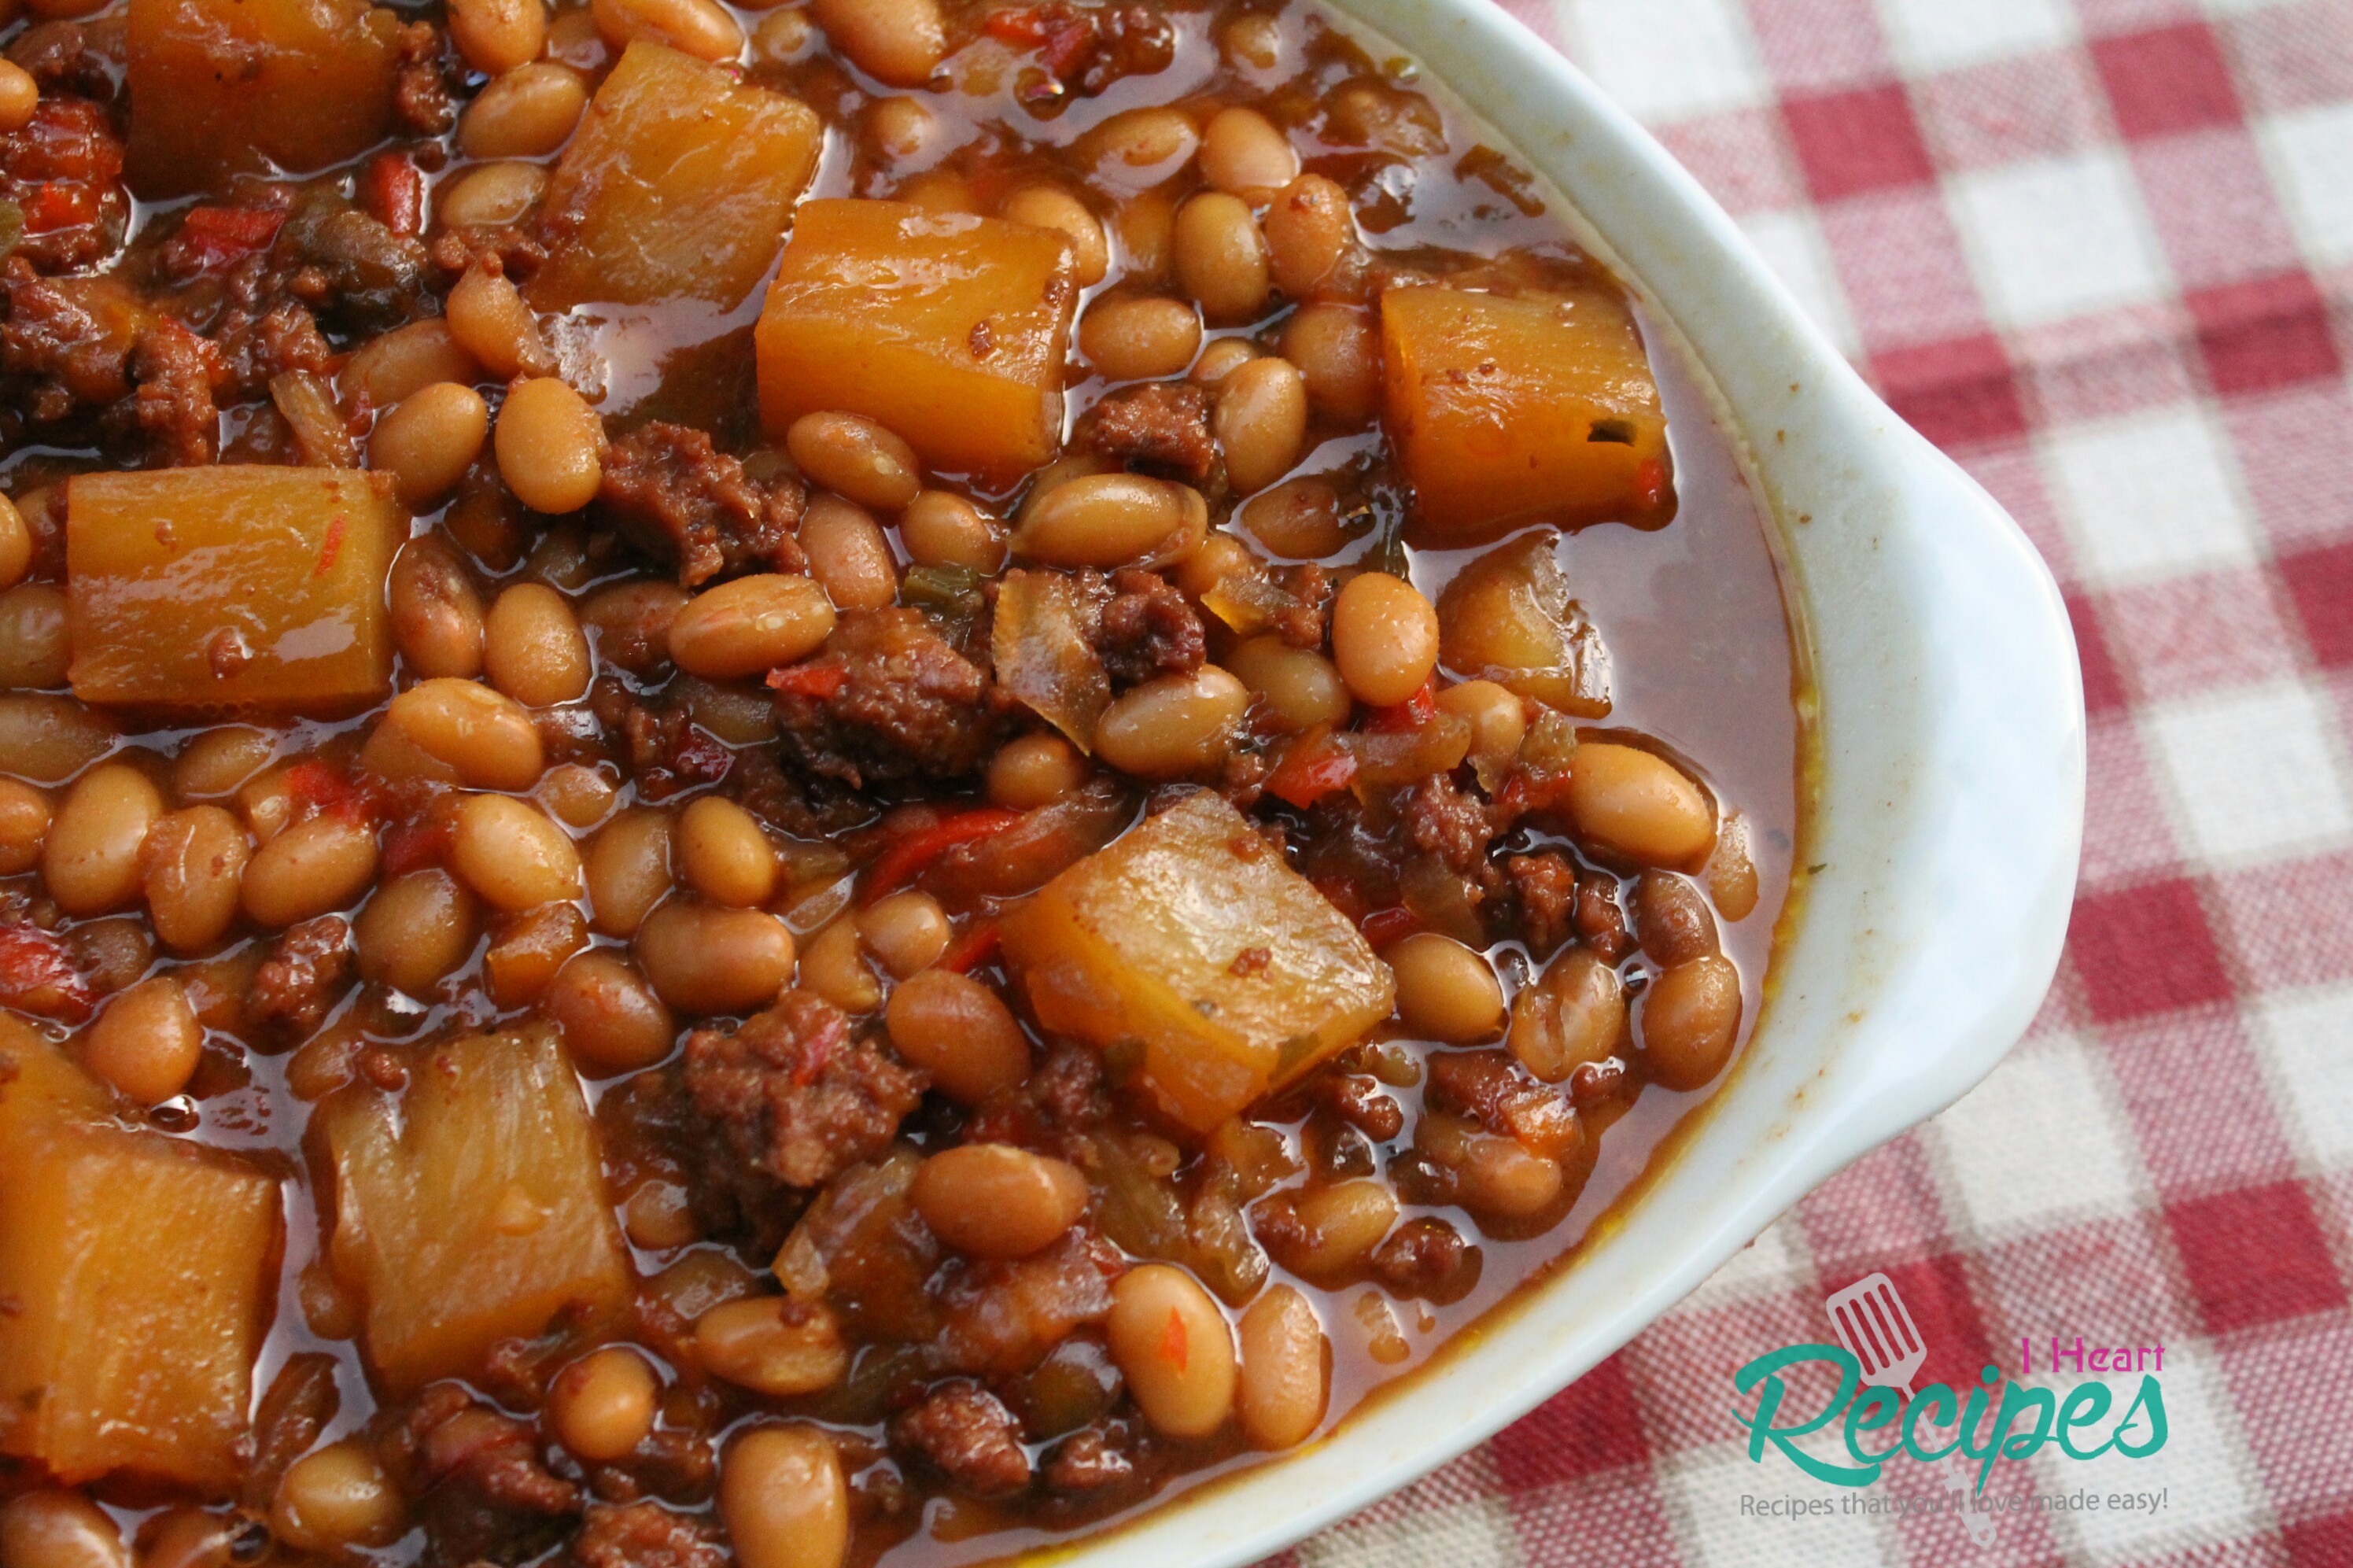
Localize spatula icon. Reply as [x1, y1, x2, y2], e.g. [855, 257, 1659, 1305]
[1826, 1272, 1998, 1548]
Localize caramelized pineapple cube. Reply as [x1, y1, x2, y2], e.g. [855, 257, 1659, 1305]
[756, 199, 1078, 485]
[125, 0, 403, 199]
[318, 1024, 629, 1393]
[0, 1023, 279, 1492]
[1003, 791, 1393, 1134]
[67, 467, 404, 716]
[1381, 286, 1673, 544]
[529, 42, 824, 312]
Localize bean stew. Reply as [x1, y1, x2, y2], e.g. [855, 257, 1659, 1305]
[0, 0, 1802, 1562]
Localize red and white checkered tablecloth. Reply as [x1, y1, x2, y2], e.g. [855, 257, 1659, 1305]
[1270, 1, 2353, 1562]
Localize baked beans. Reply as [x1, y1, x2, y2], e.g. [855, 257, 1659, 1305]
[1263, 172, 1353, 299]
[1013, 474, 1207, 569]
[786, 411, 922, 512]
[635, 902, 794, 1013]
[385, 678, 545, 791]
[1212, 355, 1307, 494]
[458, 63, 587, 159]
[1388, 932, 1506, 1045]
[1331, 571, 1440, 707]
[142, 806, 249, 953]
[810, 0, 942, 84]
[719, 1426, 849, 1568]
[449, 793, 582, 911]
[884, 968, 1029, 1103]
[495, 377, 605, 515]
[448, 0, 544, 76]
[1200, 105, 1299, 197]
[677, 795, 778, 908]
[855, 888, 948, 977]
[1566, 744, 1715, 867]
[242, 812, 378, 928]
[372, 384, 490, 509]
[667, 574, 837, 681]
[45, 764, 162, 917]
[1237, 1284, 1327, 1450]
[1078, 295, 1203, 382]
[544, 951, 674, 1072]
[592, 0, 743, 60]
[1107, 1264, 1235, 1438]
[910, 1144, 1089, 1257]
[999, 185, 1109, 286]
[448, 264, 554, 382]
[1094, 665, 1249, 778]
[82, 975, 201, 1103]
[1172, 191, 1271, 323]
[987, 732, 1090, 809]
[899, 490, 1006, 571]
[548, 1346, 658, 1463]
[585, 807, 673, 935]
[798, 495, 899, 611]
[355, 869, 479, 996]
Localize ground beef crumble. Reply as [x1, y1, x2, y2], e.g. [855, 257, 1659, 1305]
[1575, 869, 1632, 961]
[570, 1502, 727, 1568]
[1506, 850, 1577, 958]
[597, 422, 807, 587]
[8, 17, 125, 102]
[392, 1383, 581, 1563]
[251, 915, 353, 1037]
[683, 991, 927, 1191]
[891, 1381, 1034, 1500]
[130, 318, 223, 466]
[1370, 1215, 1481, 1303]
[1038, 1417, 1159, 1515]
[0, 96, 129, 274]
[391, 20, 457, 136]
[1093, 568, 1205, 684]
[1403, 773, 1493, 875]
[774, 607, 1005, 787]
[1274, 563, 1333, 649]
[1079, 381, 1215, 482]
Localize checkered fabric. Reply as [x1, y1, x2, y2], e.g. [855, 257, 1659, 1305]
[1267, 1, 2353, 1563]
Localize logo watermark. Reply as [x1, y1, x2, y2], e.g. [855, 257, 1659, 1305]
[1732, 1271, 2170, 1548]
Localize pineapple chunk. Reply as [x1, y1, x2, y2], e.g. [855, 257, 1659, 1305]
[1381, 286, 1673, 544]
[1436, 533, 1613, 717]
[530, 42, 824, 312]
[318, 1024, 629, 1393]
[756, 199, 1079, 485]
[125, 0, 403, 199]
[1004, 791, 1393, 1134]
[68, 467, 404, 715]
[0, 1022, 280, 1492]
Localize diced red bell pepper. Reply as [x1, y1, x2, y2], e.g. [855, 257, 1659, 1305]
[1359, 906, 1421, 950]
[983, 2, 1096, 76]
[19, 183, 99, 234]
[379, 817, 452, 877]
[1263, 728, 1358, 810]
[765, 663, 847, 700]
[360, 152, 425, 238]
[283, 758, 374, 824]
[0, 924, 94, 1024]
[168, 205, 287, 271]
[861, 808, 1023, 904]
[1364, 677, 1437, 735]
[941, 920, 1001, 974]
[1634, 456, 1669, 513]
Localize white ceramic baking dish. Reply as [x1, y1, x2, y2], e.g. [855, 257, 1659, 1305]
[1038, 2, 2087, 1562]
